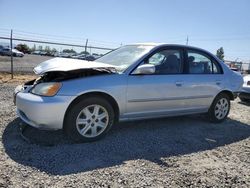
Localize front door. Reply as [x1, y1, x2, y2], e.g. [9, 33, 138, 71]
[125, 48, 189, 119]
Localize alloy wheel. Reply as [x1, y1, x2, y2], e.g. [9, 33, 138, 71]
[214, 98, 229, 120]
[76, 104, 109, 138]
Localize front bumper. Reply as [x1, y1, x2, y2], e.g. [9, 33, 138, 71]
[15, 88, 74, 130]
[239, 92, 250, 100]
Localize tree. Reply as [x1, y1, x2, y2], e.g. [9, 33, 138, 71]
[80, 51, 89, 55]
[51, 48, 57, 53]
[38, 45, 43, 51]
[31, 44, 36, 52]
[44, 46, 51, 53]
[15, 43, 31, 54]
[216, 47, 224, 61]
[63, 49, 76, 54]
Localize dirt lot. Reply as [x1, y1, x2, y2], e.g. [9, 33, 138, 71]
[0, 74, 249, 187]
[0, 54, 52, 73]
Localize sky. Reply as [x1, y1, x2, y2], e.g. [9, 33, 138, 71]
[0, 0, 250, 61]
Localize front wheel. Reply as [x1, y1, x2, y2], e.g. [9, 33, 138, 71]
[64, 97, 115, 142]
[208, 93, 230, 123]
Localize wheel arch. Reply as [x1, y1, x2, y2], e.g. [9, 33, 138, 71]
[63, 91, 120, 129]
[217, 90, 235, 100]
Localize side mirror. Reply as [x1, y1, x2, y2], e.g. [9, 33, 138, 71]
[132, 64, 155, 75]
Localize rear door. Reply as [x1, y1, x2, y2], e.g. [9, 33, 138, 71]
[179, 49, 224, 109]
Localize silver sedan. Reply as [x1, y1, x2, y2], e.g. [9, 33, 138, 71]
[14, 44, 243, 142]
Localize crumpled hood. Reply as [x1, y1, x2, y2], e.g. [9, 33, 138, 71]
[33, 57, 115, 75]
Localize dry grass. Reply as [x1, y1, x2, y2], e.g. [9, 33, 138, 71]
[0, 72, 37, 84]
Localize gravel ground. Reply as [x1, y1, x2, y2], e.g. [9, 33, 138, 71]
[0, 81, 250, 187]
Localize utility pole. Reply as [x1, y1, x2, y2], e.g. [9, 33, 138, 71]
[10, 29, 13, 79]
[84, 39, 88, 57]
[186, 35, 189, 45]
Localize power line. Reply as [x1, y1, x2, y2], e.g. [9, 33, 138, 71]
[0, 28, 122, 46]
[13, 29, 122, 46]
[0, 36, 115, 51]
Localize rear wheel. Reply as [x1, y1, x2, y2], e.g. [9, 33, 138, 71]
[208, 93, 230, 123]
[64, 97, 115, 142]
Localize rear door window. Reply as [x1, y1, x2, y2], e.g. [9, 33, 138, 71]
[187, 50, 222, 74]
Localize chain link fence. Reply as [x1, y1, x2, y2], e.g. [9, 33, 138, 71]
[1, 29, 250, 78]
[0, 29, 119, 78]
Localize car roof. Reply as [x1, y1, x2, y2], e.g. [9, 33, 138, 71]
[128, 43, 206, 50]
[127, 43, 217, 58]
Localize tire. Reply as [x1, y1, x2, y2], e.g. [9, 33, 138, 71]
[208, 93, 230, 123]
[64, 97, 115, 142]
[239, 97, 249, 102]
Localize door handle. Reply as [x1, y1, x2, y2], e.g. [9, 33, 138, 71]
[216, 80, 222, 85]
[175, 81, 183, 87]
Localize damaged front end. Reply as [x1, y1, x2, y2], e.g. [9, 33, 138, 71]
[24, 67, 117, 88]
[22, 57, 118, 88]
[14, 56, 118, 104]
[13, 67, 116, 105]
[14, 58, 119, 131]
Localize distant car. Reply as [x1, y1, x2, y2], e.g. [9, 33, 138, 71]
[84, 55, 96, 61]
[14, 44, 243, 142]
[53, 52, 60, 57]
[31, 51, 42, 55]
[74, 54, 87, 60]
[72, 54, 99, 61]
[54, 52, 74, 58]
[239, 75, 250, 102]
[39, 51, 46, 56]
[0, 48, 24, 57]
[230, 67, 239, 72]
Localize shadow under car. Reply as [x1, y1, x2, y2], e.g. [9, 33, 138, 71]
[2, 115, 250, 175]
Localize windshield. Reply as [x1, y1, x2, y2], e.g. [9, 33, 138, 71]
[97, 45, 154, 72]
